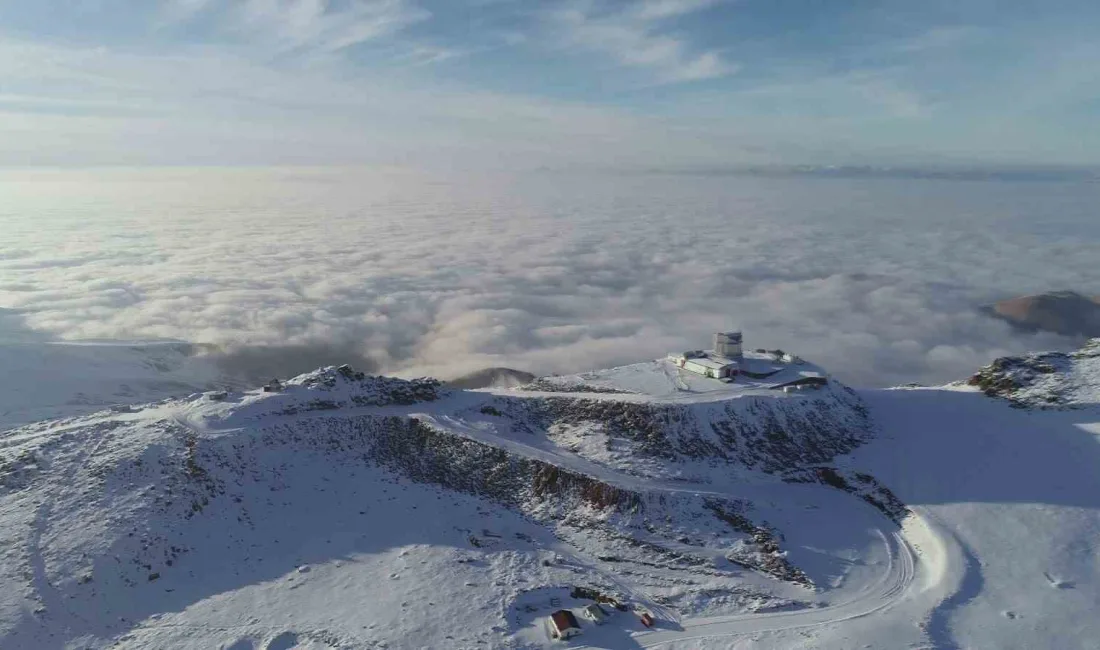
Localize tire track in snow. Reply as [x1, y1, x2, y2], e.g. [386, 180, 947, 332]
[614, 527, 918, 648]
[409, 413, 951, 649]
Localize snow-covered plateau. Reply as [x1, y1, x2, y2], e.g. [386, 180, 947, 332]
[2, 341, 1099, 649]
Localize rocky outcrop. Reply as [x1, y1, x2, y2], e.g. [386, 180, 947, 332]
[259, 365, 445, 415]
[181, 413, 803, 585]
[783, 467, 908, 524]
[483, 387, 872, 474]
[518, 379, 634, 394]
[966, 339, 1100, 408]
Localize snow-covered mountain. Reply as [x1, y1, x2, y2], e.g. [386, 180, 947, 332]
[2, 343, 1099, 649]
[964, 337, 1100, 408]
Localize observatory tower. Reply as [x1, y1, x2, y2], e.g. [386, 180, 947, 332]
[713, 331, 743, 358]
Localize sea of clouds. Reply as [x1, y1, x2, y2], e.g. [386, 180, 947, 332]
[1, 166, 1097, 387]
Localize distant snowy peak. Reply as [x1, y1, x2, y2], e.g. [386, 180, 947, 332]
[966, 338, 1100, 408]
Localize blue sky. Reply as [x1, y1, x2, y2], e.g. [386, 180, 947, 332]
[1, 0, 1098, 167]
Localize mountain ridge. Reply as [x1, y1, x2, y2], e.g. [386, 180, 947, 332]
[3, 343, 1100, 649]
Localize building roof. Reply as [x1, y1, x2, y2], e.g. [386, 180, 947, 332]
[685, 357, 737, 370]
[550, 609, 580, 631]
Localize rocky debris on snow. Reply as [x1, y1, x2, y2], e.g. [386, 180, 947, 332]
[518, 378, 635, 394]
[705, 500, 812, 586]
[783, 467, 908, 524]
[479, 386, 872, 474]
[96, 408, 814, 592]
[267, 365, 445, 414]
[965, 338, 1100, 408]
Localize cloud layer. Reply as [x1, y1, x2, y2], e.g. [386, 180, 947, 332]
[1, 167, 1097, 387]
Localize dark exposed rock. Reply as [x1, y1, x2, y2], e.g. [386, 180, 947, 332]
[783, 467, 908, 524]
[704, 500, 812, 586]
[237, 414, 808, 584]
[274, 366, 444, 414]
[965, 339, 1099, 409]
[481, 388, 872, 473]
[518, 379, 634, 394]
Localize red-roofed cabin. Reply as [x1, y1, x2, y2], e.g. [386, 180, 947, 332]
[639, 612, 655, 627]
[549, 609, 581, 639]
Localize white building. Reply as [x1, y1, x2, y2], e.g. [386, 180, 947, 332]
[583, 603, 608, 624]
[683, 357, 737, 380]
[667, 350, 705, 365]
[667, 333, 746, 380]
[713, 331, 743, 358]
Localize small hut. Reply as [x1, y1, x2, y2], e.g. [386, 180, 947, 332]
[549, 609, 581, 639]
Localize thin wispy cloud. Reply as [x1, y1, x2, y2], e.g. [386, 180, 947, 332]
[631, 0, 723, 21]
[398, 43, 465, 66]
[0, 0, 1098, 166]
[892, 26, 982, 54]
[551, 0, 737, 84]
[165, 0, 430, 53]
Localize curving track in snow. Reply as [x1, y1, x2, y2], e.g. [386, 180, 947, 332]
[623, 512, 962, 649]
[408, 411, 962, 649]
[175, 392, 965, 650]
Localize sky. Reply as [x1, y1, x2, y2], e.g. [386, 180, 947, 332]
[2, 0, 1099, 168]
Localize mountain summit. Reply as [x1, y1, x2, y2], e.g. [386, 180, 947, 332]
[2, 344, 1099, 649]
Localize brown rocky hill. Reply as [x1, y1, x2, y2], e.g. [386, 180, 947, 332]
[985, 291, 1100, 337]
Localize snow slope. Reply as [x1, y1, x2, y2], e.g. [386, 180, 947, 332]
[2, 346, 1100, 649]
[0, 339, 233, 430]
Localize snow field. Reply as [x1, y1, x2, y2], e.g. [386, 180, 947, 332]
[3, 342, 1100, 649]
